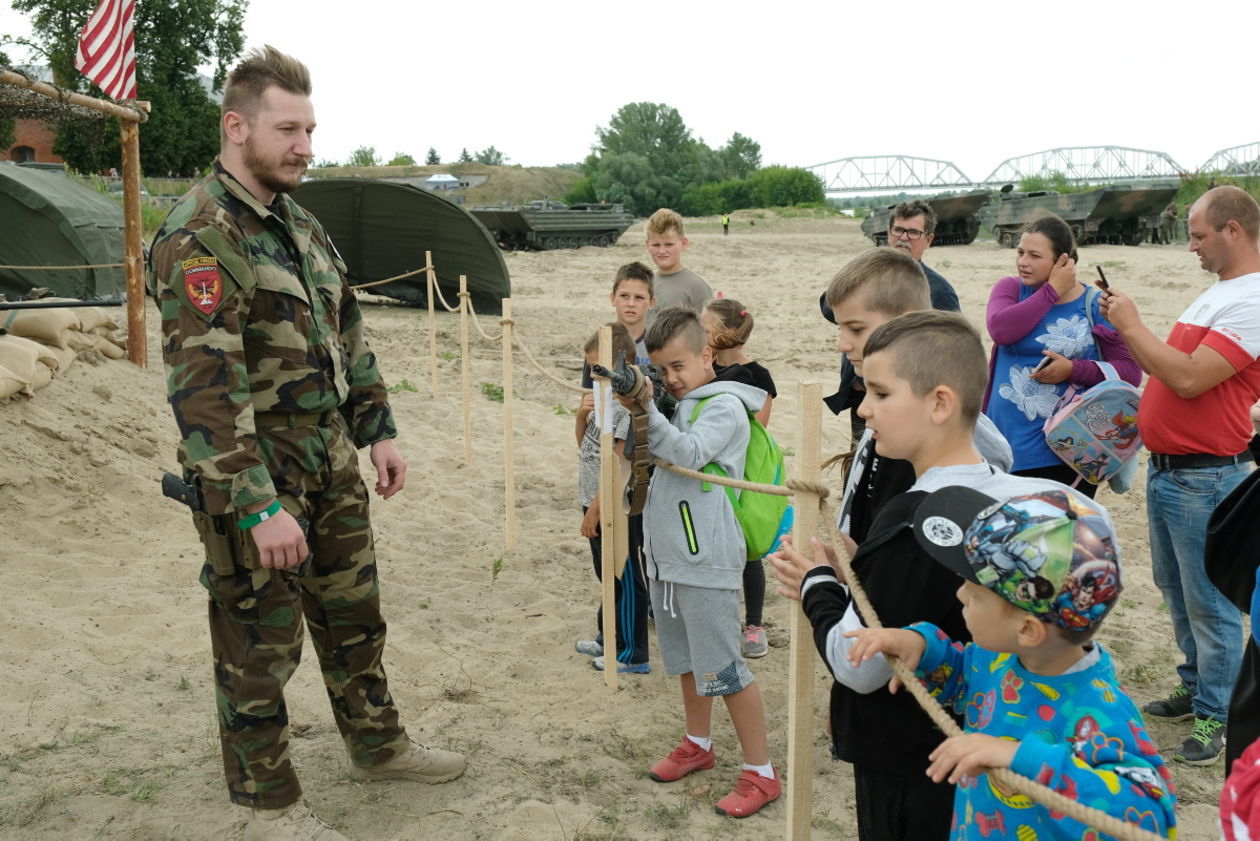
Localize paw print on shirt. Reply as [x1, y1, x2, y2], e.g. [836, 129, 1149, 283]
[1036, 314, 1092, 358]
[966, 689, 997, 729]
[1001, 670, 1024, 704]
[998, 365, 1060, 421]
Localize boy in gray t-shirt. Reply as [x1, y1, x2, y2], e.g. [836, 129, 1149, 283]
[644, 208, 713, 324]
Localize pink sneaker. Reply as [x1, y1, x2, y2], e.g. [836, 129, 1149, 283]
[714, 768, 781, 818]
[648, 737, 715, 782]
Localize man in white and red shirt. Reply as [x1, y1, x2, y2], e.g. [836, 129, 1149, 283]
[1103, 186, 1260, 766]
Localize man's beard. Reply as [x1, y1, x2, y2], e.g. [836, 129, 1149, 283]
[243, 138, 307, 195]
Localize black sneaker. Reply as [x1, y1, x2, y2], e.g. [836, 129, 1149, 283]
[1174, 716, 1225, 765]
[1142, 684, 1193, 721]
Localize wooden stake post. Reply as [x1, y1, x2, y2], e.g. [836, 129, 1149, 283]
[596, 326, 618, 691]
[459, 274, 472, 464]
[786, 381, 822, 840]
[501, 298, 517, 552]
[427, 251, 438, 397]
[120, 109, 147, 367]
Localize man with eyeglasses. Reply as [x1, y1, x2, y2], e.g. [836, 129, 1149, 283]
[821, 200, 960, 436]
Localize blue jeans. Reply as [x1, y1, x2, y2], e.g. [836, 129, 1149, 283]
[1147, 461, 1250, 720]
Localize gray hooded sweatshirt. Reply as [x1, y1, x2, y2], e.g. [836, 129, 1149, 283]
[643, 380, 767, 590]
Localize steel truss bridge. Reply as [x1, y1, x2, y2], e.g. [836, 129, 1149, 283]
[808, 143, 1260, 194]
[1201, 142, 1260, 177]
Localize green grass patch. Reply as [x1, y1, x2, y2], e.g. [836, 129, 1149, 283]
[387, 379, 419, 394]
[481, 382, 505, 402]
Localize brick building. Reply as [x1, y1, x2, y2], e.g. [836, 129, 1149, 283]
[6, 117, 62, 164]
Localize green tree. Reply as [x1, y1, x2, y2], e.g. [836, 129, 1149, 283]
[425, 147, 440, 165]
[11, 0, 246, 176]
[457, 147, 472, 163]
[747, 166, 824, 207]
[474, 145, 505, 166]
[386, 152, 415, 166]
[720, 132, 761, 180]
[562, 175, 597, 206]
[346, 146, 380, 167]
[583, 102, 734, 214]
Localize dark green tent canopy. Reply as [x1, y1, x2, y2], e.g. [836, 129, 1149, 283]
[293, 178, 510, 315]
[0, 163, 124, 300]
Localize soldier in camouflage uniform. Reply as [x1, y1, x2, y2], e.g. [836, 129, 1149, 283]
[148, 46, 464, 841]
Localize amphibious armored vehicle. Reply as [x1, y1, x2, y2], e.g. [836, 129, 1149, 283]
[860, 190, 990, 246]
[470, 200, 636, 251]
[981, 184, 1179, 247]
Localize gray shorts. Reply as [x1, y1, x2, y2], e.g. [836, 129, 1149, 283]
[650, 580, 754, 697]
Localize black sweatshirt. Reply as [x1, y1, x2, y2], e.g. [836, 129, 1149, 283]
[801, 490, 971, 773]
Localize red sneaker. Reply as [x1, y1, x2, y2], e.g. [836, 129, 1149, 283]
[648, 738, 715, 782]
[714, 768, 781, 818]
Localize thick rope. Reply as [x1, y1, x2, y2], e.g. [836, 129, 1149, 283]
[461, 293, 503, 342]
[349, 263, 432, 291]
[511, 327, 589, 394]
[0, 262, 124, 270]
[652, 458, 826, 499]
[430, 276, 461, 313]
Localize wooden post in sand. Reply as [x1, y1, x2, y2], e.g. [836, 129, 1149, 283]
[501, 298, 517, 552]
[459, 274, 472, 464]
[119, 105, 148, 367]
[596, 325, 618, 691]
[786, 381, 822, 840]
[427, 251, 438, 397]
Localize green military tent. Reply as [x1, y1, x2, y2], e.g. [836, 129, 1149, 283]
[293, 178, 510, 315]
[0, 163, 125, 301]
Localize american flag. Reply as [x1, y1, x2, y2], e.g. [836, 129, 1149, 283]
[74, 0, 137, 101]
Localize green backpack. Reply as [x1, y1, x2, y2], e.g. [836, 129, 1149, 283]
[690, 397, 794, 561]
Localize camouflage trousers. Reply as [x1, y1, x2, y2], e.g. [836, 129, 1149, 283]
[194, 416, 408, 809]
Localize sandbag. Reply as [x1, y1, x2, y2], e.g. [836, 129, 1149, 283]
[0, 334, 57, 383]
[63, 328, 100, 352]
[95, 334, 125, 359]
[0, 362, 25, 400]
[29, 361, 53, 391]
[75, 307, 119, 334]
[0, 305, 82, 349]
[44, 343, 77, 375]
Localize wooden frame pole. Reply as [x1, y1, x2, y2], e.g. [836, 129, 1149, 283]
[119, 104, 148, 367]
[0, 70, 148, 123]
[501, 298, 517, 552]
[596, 325, 617, 691]
[459, 274, 472, 464]
[427, 251, 438, 397]
[785, 381, 822, 840]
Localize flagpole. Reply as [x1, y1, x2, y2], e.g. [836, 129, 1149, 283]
[119, 101, 149, 367]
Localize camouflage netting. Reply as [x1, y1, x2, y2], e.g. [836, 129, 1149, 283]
[0, 66, 110, 123]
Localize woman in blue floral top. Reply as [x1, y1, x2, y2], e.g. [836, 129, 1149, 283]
[982, 215, 1141, 497]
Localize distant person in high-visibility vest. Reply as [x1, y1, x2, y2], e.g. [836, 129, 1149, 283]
[722, 213, 730, 236]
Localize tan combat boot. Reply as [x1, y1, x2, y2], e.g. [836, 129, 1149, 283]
[347, 740, 466, 784]
[243, 800, 349, 841]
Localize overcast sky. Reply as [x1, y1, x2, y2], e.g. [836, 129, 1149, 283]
[3, 0, 1258, 179]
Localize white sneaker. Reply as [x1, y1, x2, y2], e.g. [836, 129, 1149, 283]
[244, 800, 349, 841]
[347, 740, 466, 784]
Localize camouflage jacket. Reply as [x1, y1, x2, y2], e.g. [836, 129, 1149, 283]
[147, 160, 396, 515]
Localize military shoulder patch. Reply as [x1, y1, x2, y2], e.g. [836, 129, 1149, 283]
[183, 256, 224, 315]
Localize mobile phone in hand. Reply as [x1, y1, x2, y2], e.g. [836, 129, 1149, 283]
[1032, 356, 1053, 375]
[1096, 266, 1110, 291]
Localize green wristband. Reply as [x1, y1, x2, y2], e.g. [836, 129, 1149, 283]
[237, 499, 283, 530]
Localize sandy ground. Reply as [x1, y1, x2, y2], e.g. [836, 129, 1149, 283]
[0, 213, 1230, 839]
